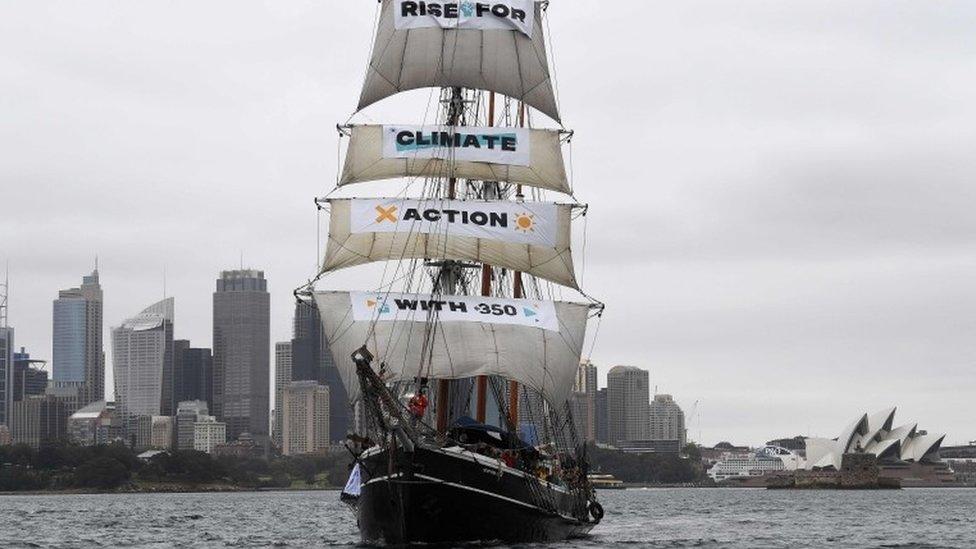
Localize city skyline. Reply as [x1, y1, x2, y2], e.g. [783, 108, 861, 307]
[0, 262, 968, 447]
[3, 1, 976, 446]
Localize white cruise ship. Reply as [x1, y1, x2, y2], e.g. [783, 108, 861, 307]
[708, 446, 801, 482]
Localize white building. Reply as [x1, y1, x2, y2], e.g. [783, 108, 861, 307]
[282, 381, 329, 456]
[803, 408, 945, 470]
[607, 366, 650, 444]
[648, 394, 686, 448]
[193, 415, 226, 454]
[112, 298, 174, 421]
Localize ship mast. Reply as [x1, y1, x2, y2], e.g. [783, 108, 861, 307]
[315, 0, 604, 447]
[435, 85, 467, 434]
[474, 90, 497, 424]
[508, 101, 527, 429]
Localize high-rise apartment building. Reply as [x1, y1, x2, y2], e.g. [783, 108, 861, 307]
[212, 270, 270, 444]
[53, 270, 103, 405]
[649, 394, 686, 448]
[576, 360, 598, 443]
[273, 341, 292, 446]
[292, 301, 350, 443]
[112, 298, 175, 424]
[281, 381, 330, 456]
[607, 365, 650, 445]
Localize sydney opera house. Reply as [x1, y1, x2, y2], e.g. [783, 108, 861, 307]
[709, 407, 957, 486]
[803, 407, 945, 470]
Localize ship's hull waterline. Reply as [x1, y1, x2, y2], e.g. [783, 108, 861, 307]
[356, 445, 596, 544]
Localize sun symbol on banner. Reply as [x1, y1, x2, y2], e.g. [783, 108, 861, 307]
[365, 297, 390, 314]
[514, 213, 536, 233]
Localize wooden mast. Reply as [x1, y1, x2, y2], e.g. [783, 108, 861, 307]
[474, 91, 497, 424]
[436, 87, 465, 434]
[507, 101, 527, 429]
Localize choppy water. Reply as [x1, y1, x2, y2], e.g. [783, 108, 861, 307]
[1, 488, 974, 548]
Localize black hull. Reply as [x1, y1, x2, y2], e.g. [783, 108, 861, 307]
[356, 445, 596, 545]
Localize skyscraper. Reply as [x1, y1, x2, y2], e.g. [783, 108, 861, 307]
[576, 360, 598, 443]
[112, 298, 175, 424]
[176, 346, 213, 407]
[292, 300, 350, 443]
[0, 272, 9, 428]
[212, 270, 270, 444]
[53, 270, 103, 405]
[649, 394, 686, 448]
[607, 365, 650, 445]
[281, 381, 330, 456]
[0, 327, 12, 427]
[273, 341, 292, 445]
[171, 339, 191, 411]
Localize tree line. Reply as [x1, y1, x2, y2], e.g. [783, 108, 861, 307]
[1, 441, 710, 491]
[0, 443, 354, 492]
[585, 443, 709, 485]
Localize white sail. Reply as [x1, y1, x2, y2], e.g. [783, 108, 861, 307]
[314, 290, 591, 406]
[321, 198, 579, 289]
[339, 125, 571, 194]
[358, 0, 561, 122]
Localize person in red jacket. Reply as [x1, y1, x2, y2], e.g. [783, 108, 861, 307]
[408, 387, 429, 423]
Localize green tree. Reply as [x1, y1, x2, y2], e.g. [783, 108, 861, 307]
[72, 457, 131, 489]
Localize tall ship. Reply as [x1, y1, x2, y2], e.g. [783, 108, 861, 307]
[299, 1, 605, 543]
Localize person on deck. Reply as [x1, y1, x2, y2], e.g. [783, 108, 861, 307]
[407, 388, 429, 425]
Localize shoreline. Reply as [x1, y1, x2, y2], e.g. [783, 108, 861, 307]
[0, 484, 343, 496]
[6, 484, 972, 496]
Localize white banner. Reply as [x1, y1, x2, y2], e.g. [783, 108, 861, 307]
[393, 1, 535, 37]
[349, 198, 558, 247]
[351, 291, 560, 332]
[383, 125, 531, 167]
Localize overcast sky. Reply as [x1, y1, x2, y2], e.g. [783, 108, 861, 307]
[3, 1, 975, 447]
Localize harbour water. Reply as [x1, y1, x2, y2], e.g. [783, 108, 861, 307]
[1, 488, 974, 548]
